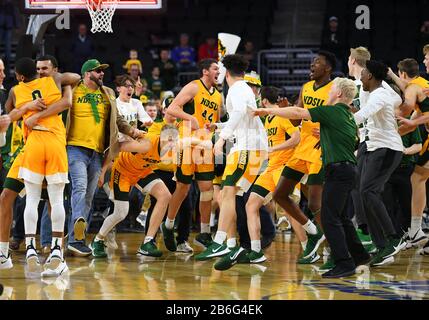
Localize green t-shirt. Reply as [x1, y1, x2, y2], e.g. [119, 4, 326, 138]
[308, 103, 358, 166]
[400, 126, 422, 166]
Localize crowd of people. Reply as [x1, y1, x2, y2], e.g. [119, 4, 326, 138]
[0, 40, 429, 280]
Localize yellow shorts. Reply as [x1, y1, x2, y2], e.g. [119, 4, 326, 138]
[110, 165, 161, 201]
[252, 166, 301, 204]
[18, 131, 68, 185]
[175, 146, 214, 184]
[282, 155, 324, 185]
[222, 150, 267, 195]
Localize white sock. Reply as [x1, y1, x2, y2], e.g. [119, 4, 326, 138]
[411, 216, 423, 235]
[226, 238, 237, 248]
[51, 237, 62, 249]
[144, 236, 154, 244]
[214, 231, 227, 244]
[301, 240, 307, 250]
[201, 223, 210, 234]
[165, 218, 175, 230]
[210, 213, 216, 227]
[0, 242, 9, 256]
[251, 240, 261, 253]
[303, 220, 317, 235]
[25, 237, 36, 249]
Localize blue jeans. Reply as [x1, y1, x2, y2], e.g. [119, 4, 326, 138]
[67, 145, 103, 245]
[40, 202, 51, 247]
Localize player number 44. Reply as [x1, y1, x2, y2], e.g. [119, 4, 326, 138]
[202, 110, 214, 122]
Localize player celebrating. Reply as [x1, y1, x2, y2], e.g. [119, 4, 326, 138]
[194, 54, 268, 269]
[164, 58, 222, 251]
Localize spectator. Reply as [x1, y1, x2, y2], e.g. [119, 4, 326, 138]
[147, 66, 165, 99]
[198, 36, 218, 61]
[171, 33, 196, 72]
[128, 63, 141, 82]
[123, 49, 143, 74]
[321, 16, 346, 72]
[240, 41, 257, 71]
[419, 21, 429, 70]
[144, 102, 158, 121]
[71, 24, 94, 74]
[0, 0, 20, 75]
[156, 49, 177, 90]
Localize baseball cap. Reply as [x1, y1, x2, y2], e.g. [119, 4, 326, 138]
[81, 59, 109, 75]
[329, 16, 338, 22]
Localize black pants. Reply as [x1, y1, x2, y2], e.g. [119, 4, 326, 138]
[382, 164, 414, 235]
[322, 162, 369, 269]
[349, 142, 367, 225]
[360, 148, 403, 248]
[236, 191, 276, 249]
[146, 170, 193, 243]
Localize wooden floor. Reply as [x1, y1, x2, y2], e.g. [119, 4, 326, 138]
[1, 232, 429, 300]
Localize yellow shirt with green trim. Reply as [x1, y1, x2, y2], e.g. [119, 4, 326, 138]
[293, 80, 333, 163]
[67, 83, 111, 153]
[147, 119, 178, 172]
[265, 114, 299, 168]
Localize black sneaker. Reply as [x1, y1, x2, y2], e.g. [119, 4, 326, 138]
[322, 266, 355, 278]
[194, 233, 213, 249]
[68, 242, 91, 257]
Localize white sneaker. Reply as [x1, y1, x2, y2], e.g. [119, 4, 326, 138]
[25, 246, 42, 278]
[136, 212, 147, 228]
[410, 228, 428, 247]
[0, 252, 12, 270]
[176, 241, 194, 253]
[41, 248, 69, 277]
[105, 230, 118, 250]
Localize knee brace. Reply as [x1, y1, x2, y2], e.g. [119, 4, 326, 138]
[200, 190, 214, 202]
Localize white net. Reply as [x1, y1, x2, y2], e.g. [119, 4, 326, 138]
[85, 0, 118, 33]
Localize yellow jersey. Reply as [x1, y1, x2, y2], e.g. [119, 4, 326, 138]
[180, 79, 222, 138]
[294, 80, 333, 163]
[265, 114, 299, 168]
[114, 133, 161, 177]
[67, 82, 111, 153]
[14, 76, 64, 142]
[408, 77, 429, 113]
[147, 119, 178, 172]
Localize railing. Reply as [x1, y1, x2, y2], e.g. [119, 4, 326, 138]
[257, 48, 316, 96]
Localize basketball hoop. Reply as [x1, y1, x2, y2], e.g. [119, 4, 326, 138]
[85, 0, 118, 33]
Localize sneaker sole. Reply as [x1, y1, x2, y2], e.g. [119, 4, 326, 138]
[42, 263, 69, 277]
[0, 259, 13, 270]
[383, 241, 407, 259]
[303, 235, 326, 259]
[195, 248, 230, 261]
[67, 246, 92, 257]
[370, 256, 394, 267]
[298, 254, 321, 264]
[137, 250, 162, 258]
[411, 236, 428, 248]
[250, 256, 267, 263]
[74, 219, 86, 241]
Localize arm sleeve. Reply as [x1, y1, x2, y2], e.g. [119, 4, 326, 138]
[354, 94, 385, 125]
[219, 91, 248, 140]
[308, 106, 330, 125]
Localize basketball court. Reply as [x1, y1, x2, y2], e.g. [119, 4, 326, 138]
[0, 0, 428, 307]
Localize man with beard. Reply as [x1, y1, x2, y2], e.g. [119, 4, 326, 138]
[66, 59, 141, 257]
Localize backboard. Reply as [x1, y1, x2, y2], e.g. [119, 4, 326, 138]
[23, 0, 164, 12]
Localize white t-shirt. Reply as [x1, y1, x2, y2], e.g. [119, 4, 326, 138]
[219, 80, 268, 153]
[354, 82, 403, 152]
[116, 97, 152, 141]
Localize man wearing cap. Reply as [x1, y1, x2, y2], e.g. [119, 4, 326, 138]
[66, 59, 140, 256]
[321, 16, 345, 72]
